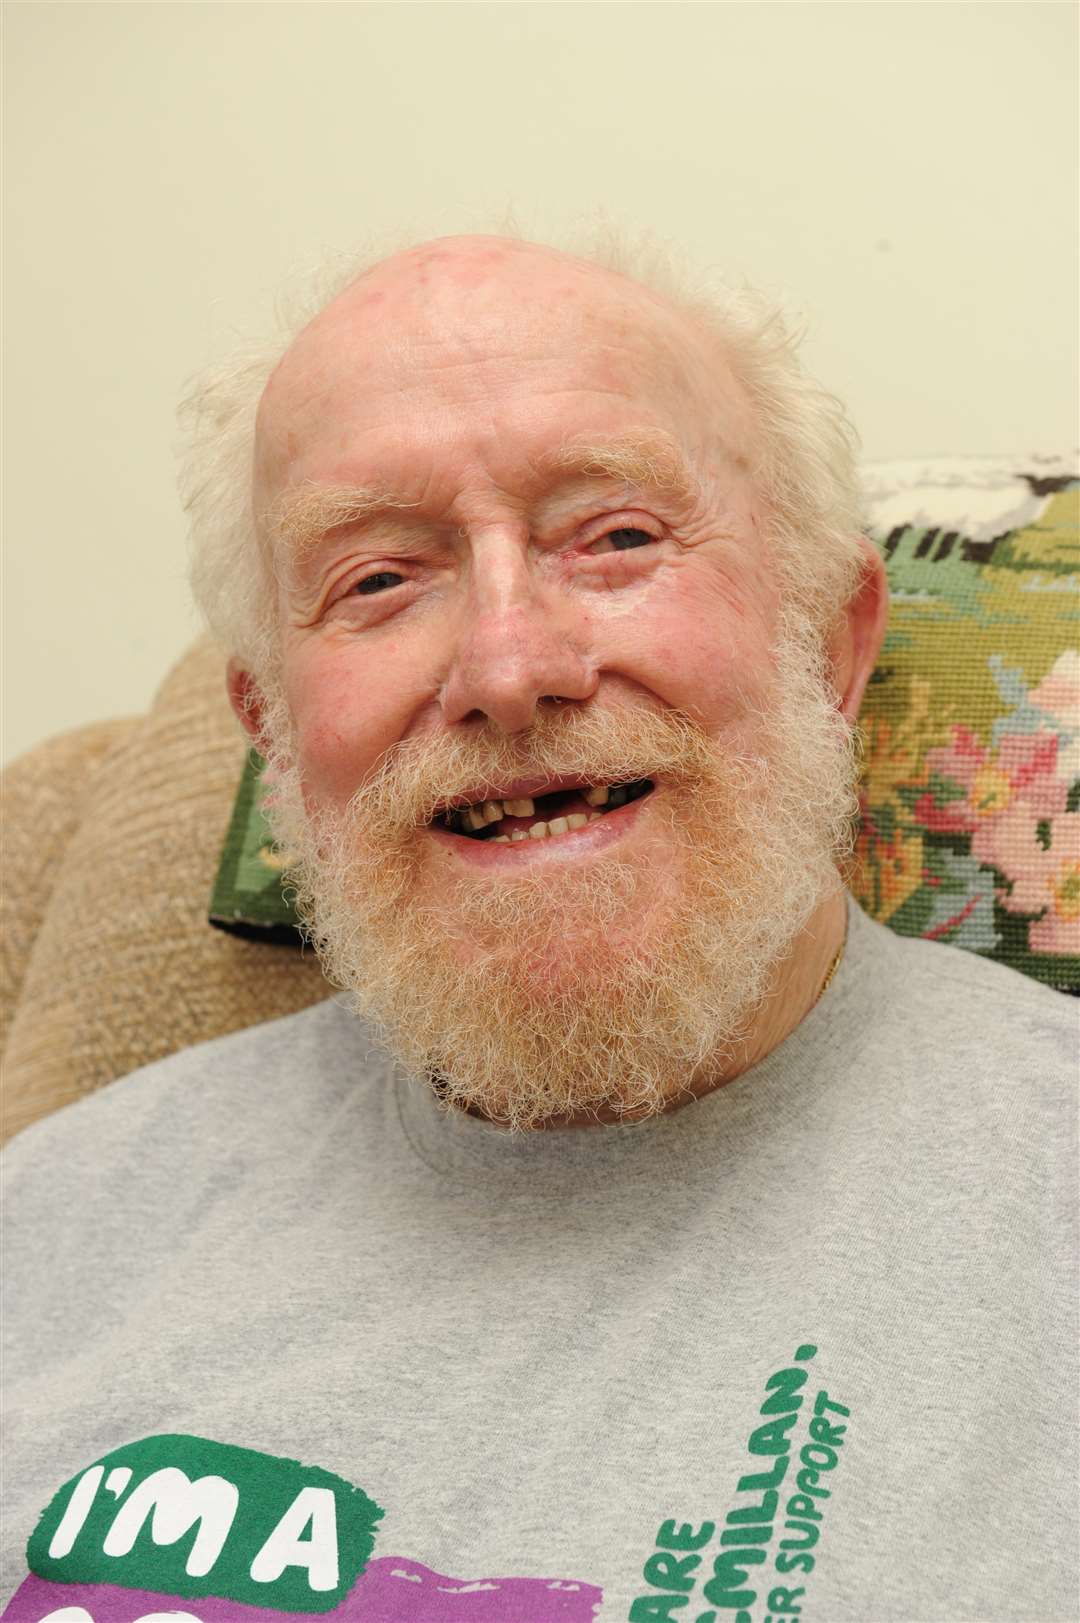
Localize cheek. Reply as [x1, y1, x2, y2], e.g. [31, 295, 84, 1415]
[283, 640, 420, 811]
[608, 568, 780, 730]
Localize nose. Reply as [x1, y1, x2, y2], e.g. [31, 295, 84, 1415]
[439, 537, 598, 734]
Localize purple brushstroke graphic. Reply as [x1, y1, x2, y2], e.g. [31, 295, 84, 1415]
[2, 1556, 603, 1621]
[350, 1556, 603, 1619]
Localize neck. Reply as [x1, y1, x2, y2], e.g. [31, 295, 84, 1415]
[719, 886, 847, 1089]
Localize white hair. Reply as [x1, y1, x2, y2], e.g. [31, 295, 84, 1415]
[178, 221, 867, 679]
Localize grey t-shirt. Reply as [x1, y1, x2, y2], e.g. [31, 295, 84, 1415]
[2, 898, 1077, 1623]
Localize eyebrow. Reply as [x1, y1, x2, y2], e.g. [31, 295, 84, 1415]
[264, 482, 422, 559]
[265, 428, 703, 557]
[541, 429, 704, 505]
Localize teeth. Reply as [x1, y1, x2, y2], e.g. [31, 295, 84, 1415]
[477, 808, 616, 846]
[502, 814, 594, 845]
[462, 783, 631, 821]
[449, 779, 652, 839]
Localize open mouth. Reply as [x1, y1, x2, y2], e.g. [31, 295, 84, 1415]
[432, 779, 655, 844]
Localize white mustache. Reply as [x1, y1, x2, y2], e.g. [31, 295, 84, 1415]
[344, 707, 718, 835]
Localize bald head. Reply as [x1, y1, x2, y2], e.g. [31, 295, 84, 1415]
[267, 232, 708, 390]
[253, 234, 755, 524]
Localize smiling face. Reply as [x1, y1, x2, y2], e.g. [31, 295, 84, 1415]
[238, 235, 871, 1127]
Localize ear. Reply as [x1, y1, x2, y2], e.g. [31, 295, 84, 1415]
[826, 537, 889, 723]
[226, 659, 270, 751]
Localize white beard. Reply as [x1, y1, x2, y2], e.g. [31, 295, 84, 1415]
[258, 615, 857, 1130]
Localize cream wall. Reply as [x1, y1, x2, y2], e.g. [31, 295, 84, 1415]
[3, 0, 1077, 764]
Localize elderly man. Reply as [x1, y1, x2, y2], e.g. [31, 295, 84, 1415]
[2, 234, 1075, 1623]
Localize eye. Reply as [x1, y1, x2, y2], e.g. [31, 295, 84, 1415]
[353, 570, 405, 595]
[588, 526, 657, 554]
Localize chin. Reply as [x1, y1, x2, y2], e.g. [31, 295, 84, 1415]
[424, 843, 681, 985]
[452, 919, 661, 1004]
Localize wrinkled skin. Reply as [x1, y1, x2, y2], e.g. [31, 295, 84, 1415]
[231, 235, 887, 1124]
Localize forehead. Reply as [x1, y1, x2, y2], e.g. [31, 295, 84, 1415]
[254, 239, 754, 507]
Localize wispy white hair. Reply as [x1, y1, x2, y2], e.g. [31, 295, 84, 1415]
[179, 220, 867, 680]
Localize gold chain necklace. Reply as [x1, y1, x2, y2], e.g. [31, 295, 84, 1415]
[812, 929, 847, 1010]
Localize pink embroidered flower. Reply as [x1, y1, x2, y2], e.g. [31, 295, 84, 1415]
[973, 804, 1080, 954]
[918, 726, 1068, 831]
[1031, 865, 1080, 954]
[1029, 650, 1080, 782]
[917, 727, 987, 832]
[995, 733, 1069, 817]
